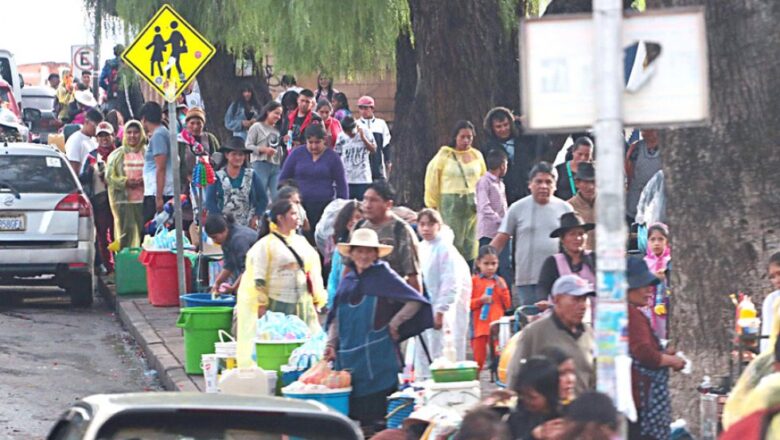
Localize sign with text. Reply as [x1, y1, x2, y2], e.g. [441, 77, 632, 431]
[71, 45, 95, 80]
[121, 4, 215, 102]
[520, 7, 709, 132]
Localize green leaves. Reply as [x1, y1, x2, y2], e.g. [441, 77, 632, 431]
[96, 0, 410, 77]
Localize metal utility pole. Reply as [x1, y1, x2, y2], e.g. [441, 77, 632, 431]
[170, 100, 186, 296]
[92, 0, 102, 97]
[593, 0, 628, 401]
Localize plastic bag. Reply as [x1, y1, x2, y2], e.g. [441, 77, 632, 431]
[314, 199, 351, 262]
[149, 224, 192, 250]
[256, 311, 310, 341]
[288, 331, 326, 370]
[299, 360, 351, 389]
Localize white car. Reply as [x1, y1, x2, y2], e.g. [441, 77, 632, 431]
[0, 142, 95, 306]
[47, 393, 363, 439]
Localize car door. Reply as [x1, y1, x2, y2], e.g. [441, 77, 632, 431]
[0, 152, 82, 246]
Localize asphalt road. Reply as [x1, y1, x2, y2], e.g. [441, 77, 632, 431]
[0, 286, 161, 439]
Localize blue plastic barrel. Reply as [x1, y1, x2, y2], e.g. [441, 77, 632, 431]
[180, 293, 237, 308]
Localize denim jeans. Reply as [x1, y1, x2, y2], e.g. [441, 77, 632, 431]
[478, 236, 514, 289]
[252, 160, 280, 203]
[514, 284, 543, 308]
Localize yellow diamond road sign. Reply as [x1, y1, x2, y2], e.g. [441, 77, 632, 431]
[122, 4, 215, 102]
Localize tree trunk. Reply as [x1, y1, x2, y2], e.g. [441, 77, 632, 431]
[197, 46, 272, 142]
[648, 0, 780, 430]
[391, 0, 521, 208]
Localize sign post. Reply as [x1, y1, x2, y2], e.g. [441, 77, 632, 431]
[121, 4, 215, 296]
[520, 3, 709, 420]
[592, 0, 629, 409]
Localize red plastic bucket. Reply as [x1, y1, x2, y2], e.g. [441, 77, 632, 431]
[140, 250, 193, 307]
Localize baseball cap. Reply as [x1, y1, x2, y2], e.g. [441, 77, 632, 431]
[552, 274, 595, 297]
[357, 95, 375, 107]
[96, 121, 114, 136]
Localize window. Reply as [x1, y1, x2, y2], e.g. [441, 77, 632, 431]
[0, 155, 77, 194]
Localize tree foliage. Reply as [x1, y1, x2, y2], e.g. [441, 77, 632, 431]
[88, 0, 410, 77]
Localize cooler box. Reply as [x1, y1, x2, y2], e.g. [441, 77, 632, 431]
[423, 380, 481, 415]
[282, 387, 351, 416]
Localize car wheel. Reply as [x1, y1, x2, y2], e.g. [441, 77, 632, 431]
[67, 273, 94, 307]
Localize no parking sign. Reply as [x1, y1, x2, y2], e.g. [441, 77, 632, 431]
[71, 45, 95, 79]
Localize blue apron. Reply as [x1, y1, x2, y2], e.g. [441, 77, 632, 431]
[335, 295, 400, 398]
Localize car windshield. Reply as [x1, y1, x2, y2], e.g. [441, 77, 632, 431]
[96, 410, 360, 440]
[0, 155, 77, 194]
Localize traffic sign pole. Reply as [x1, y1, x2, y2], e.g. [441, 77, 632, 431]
[170, 100, 186, 297]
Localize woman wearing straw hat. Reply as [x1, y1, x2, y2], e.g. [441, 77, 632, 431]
[324, 228, 433, 429]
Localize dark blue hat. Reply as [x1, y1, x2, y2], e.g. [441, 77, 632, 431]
[627, 256, 660, 289]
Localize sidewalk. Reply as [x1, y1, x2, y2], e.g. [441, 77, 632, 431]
[101, 280, 498, 396]
[101, 280, 202, 392]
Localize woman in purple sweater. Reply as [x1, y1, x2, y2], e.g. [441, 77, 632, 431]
[280, 123, 348, 243]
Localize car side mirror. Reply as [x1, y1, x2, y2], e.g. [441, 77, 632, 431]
[23, 108, 41, 122]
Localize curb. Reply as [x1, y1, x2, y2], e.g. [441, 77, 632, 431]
[98, 279, 200, 392]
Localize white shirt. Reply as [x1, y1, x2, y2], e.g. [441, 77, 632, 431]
[359, 116, 391, 148]
[334, 130, 374, 184]
[761, 290, 780, 352]
[64, 131, 96, 169]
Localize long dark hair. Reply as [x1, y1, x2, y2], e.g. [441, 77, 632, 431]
[332, 92, 350, 112]
[259, 101, 283, 123]
[333, 201, 362, 243]
[237, 83, 260, 111]
[316, 73, 336, 102]
[512, 357, 560, 416]
[258, 199, 295, 239]
[449, 120, 475, 148]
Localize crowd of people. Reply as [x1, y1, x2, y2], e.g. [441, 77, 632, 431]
[52, 66, 705, 438]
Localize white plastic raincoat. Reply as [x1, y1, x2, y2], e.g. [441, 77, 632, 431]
[415, 226, 472, 379]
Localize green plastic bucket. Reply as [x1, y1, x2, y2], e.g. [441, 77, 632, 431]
[115, 247, 147, 296]
[176, 307, 233, 374]
[255, 340, 304, 373]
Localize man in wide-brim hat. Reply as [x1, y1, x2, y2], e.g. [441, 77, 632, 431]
[567, 161, 596, 251]
[204, 136, 267, 229]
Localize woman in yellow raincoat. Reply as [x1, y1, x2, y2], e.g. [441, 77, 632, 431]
[236, 198, 326, 368]
[424, 120, 486, 262]
[106, 120, 146, 249]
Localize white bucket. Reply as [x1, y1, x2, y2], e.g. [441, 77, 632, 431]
[215, 330, 237, 369]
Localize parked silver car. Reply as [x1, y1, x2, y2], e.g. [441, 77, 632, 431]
[0, 141, 94, 306]
[47, 392, 363, 439]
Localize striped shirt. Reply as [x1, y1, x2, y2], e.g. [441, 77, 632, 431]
[476, 172, 507, 239]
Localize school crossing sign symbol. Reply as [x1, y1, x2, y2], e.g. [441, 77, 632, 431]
[122, 4, 215, 102]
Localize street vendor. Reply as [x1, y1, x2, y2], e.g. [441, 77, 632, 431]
[235, 199, 326, 366]
[204, 213, 257, 295]
[324, 228, 433, 429]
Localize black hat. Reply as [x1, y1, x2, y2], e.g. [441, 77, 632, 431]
[575, 162, 595, 181]
[549, 212, 595, 238]
[627, 256, 660, 289]
[564, 391, 618, 427]
[220, 136, 252, 154]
